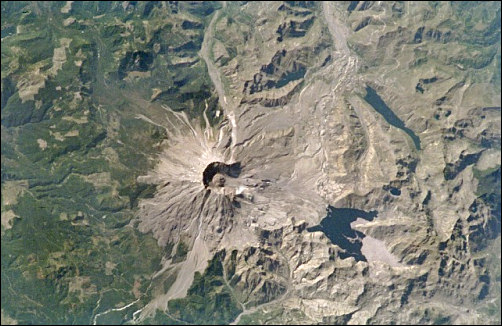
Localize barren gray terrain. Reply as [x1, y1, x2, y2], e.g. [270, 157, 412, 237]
[134, 1, 501, 324]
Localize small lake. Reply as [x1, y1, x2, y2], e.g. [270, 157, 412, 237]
[364, 86, 421, 150]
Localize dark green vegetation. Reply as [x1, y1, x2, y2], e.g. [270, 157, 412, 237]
[167, 252, 242, 325]
[171, 241, 189, 264]
[470, 165, 502, 251]
[143, 251, 242, 325]
[448, 1, 501, 74]
[1, 1, 222, 324]
[364, 86, 421, 150]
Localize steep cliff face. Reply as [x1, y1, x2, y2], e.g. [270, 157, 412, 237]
[134, 2, 500, 325]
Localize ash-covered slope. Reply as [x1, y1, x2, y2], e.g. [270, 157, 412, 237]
[134, 2, 500, 325]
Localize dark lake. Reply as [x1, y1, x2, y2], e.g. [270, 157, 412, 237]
[364, 86, 421, 150]
[307, 206, 378, 262]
